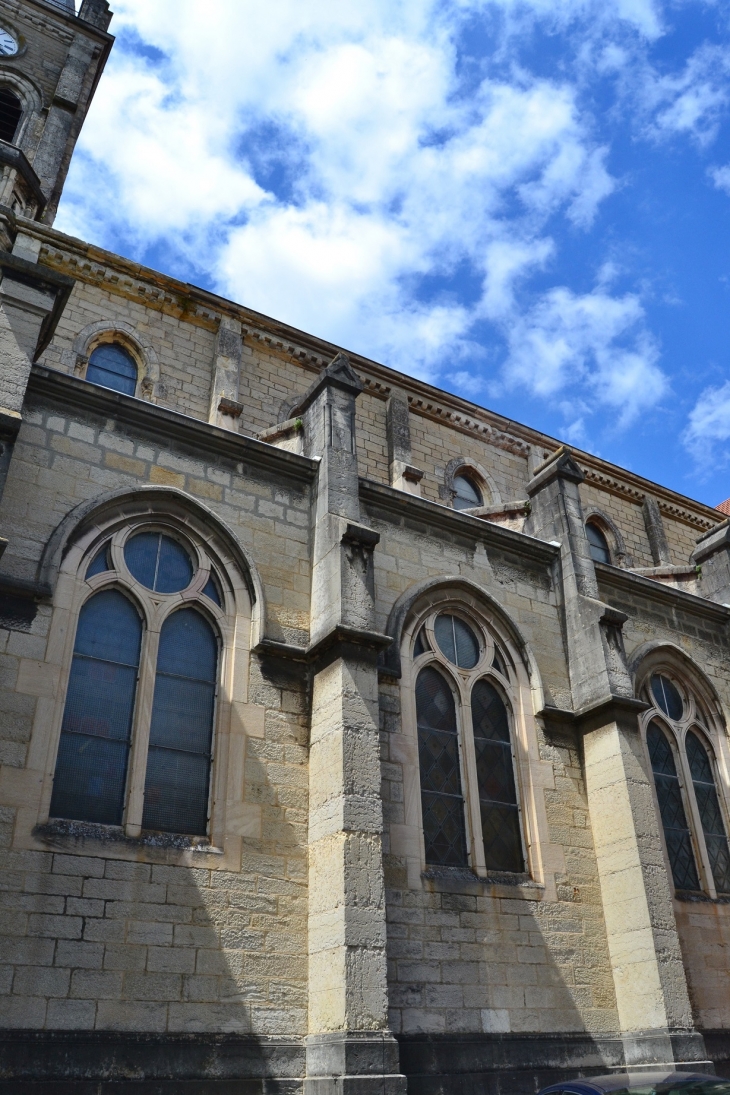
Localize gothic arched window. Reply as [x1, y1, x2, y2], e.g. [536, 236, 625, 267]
[413, 608, 525, 876]
[51, 528, 226, 838]
[586, 521, 611, 565]
[643, 667, 730, 896]
[452, 474, 482, 511]
[0, 88, 22, 144]
[86, 343, 138, 397]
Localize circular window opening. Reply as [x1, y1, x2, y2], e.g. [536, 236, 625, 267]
[651, 674, 683, 721]
[434, 614, 480, 669]
[125, 532, 194, 594]
[86, 343, 138, 397]
[586, 522, 611, 565]
[452, 474, 482, 511]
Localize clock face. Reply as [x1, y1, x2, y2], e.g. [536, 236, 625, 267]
[0, 30, 18, 57]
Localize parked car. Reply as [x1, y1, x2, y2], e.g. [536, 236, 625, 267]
[538, 1072, 730, 1095]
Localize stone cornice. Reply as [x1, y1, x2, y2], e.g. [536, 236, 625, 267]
[359, 478, 560, 565]
[23, 223, 722, 535]
[27, 365, 319, 485]
[595, 560, 730, 624]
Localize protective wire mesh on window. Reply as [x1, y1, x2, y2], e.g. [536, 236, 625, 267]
[0, 88, 21, 144]
[434, 614, 479, 669]
[452, 474, 482, 511]
[142, 609, 218, 836]
[125, 532, 193, 594]
[50, 590, 142, 826]
[686, 731, 730, 894]
[415, 666, 467, 867]
[647, 721, 699, 891]
[586, 522, 611, 565]
[471, 679, 524, 873]
[86, 542, 111, 579]
[86, 343, 138, 397]
[651, 674, 683, 721]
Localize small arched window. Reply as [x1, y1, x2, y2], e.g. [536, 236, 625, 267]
[0, 88, 22, 144]
[452, 474, 482, 511]
[416, 666, 468, 867]
[143, 609, 218, 836]
[647, 721, 699, 892]
[686, 732, 730, 894]
[50, 527, 225, 838]
[86, 343, 138, 397]
[472, 680, 523, 873]
[586, 521, 611, 564]
[50, 589, 142, 827]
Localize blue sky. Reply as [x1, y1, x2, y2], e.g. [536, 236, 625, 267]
[56, 0, 730, 507]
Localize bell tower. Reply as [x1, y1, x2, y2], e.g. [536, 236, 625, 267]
[0, 0, 113, 229]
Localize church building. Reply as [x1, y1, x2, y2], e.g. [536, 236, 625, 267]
[3, 2, 730, 1092]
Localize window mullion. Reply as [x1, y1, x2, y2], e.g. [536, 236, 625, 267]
[124, 624, 160, 837]
[460, 691, 486, 877]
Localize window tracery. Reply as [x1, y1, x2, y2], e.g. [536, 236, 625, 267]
[412, 606, 525, 876]
[50, 523, 229, 839]
[641, 664, 730, 897]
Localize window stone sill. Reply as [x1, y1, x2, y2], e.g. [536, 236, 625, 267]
[421, 865, 544, 900]
[34, 819, 223, 855]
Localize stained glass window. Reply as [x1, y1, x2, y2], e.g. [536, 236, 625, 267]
[86, 542, 111, 579]
[202, 570, 222, 607]
[125, 532, 194, 594]
[86, 343, 137, 397]
[647, 721, 699, 891]
[413, 627, 428, 657]
[687, 731, 730, 894]
[471, 679, 523, 873]
[586, 522, 611, 565]
[142, 609, 218, 836]
[492, 648, 508, 677]
[416, 666, 467, 867]
[452, 474, 482, 511]
[50, 590, 142, 826]
[434, 614, 479, 670]
[651, 675, 683, 722]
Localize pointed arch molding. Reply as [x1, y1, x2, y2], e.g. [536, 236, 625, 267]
[382, 574, 542, 696]
[629, 640, 725, 719]
[37, 486, 266, 639]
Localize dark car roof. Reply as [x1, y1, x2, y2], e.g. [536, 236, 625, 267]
[539, 1072, 717, 1094]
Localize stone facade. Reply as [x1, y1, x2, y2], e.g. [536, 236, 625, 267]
[2, 3, 730, 1093]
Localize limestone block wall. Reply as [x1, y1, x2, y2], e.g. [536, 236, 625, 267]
[370, 510, 618, 1036]
[599, 572, 730, 1031]
[40, 280, 218, 423]
[0, 388, 312, 1033]
[409, 410, 530, 507]
[579, 483, 654, 568]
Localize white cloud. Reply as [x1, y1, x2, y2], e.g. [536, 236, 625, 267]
[683, 381, 730, 463]
[504, 286, 666, 425]
[642, 44, 730, 145]
[54, 0, 672, 425]
[709, 163, 730, 194]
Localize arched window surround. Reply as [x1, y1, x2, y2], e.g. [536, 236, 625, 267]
[31, 494, 255, 863]
[584, 508, 630, 568]
[442, 457, 501, 513]
[634, 646, 730, 899]
[396, 582, 554, 894]
[72, 321, 161, 403]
